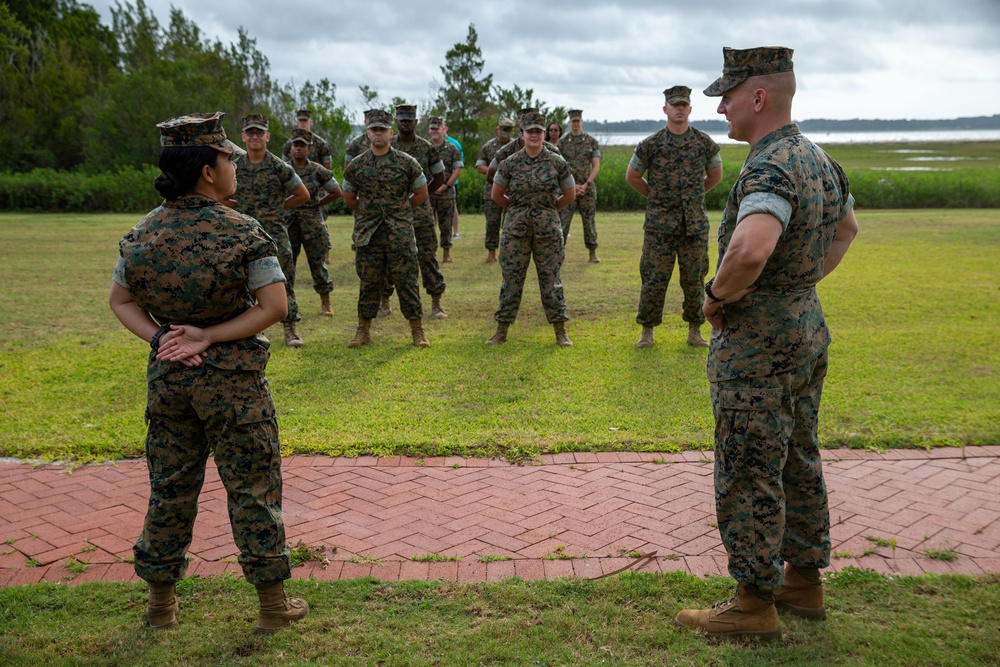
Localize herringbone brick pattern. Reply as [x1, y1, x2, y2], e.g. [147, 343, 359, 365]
[2, 447, 998, 587]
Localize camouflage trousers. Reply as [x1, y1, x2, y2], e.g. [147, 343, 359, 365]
[495, 230, 567, 324]
[636, 229, 708, 327]
[260, 221, 299, 323]
[382, 203, 445, 302]
[711, 349, 831, 591]
[431, 193, 457, 249]
[358, 223, 422, 321]
[134, 366, 290, 585]
[483, 192, 502, 250]
[559, 184, 598, 249]
[286, 207, 333, 295]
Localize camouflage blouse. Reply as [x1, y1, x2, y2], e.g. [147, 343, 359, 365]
[114, 195, 284, 380]
[709, 124, 854, 382]
[342, 148, 427, 248]
[494, 147, 575, 238]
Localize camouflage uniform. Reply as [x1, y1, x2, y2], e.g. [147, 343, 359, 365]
[430, 138, 464, 250]
[493, 147, 575, 323]
[708, 122, 854, 591]
[390, 134, 446, 298]
[630, 126, 721, 326]
[344, 132, 371, 167]
[476, 135, 512, 251]
[342, 147, 427, 320]
[114, 194, 291, 585]
[233, 151, 304, 322]
[284, 159, 339, 296]
[556, 130, 601, 248]
[282, 131, 333, 168]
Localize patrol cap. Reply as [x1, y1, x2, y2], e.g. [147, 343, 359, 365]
[517, 107, 539, 120]
[290, 128, 313, 144]
[295, 109, 312, 120]
[498, 117, 515, 129]
[568, 109, 583, 120]
[663, 86, 691, 104]
[428, 116, 445, 129]
[704, 46, 794, 97]
[366, 109, 393, 129]
[395, 104, 417, 120]
[519, 111, 546, 131]
[157, 112, 245, 156]
[241, 113, 269, 131]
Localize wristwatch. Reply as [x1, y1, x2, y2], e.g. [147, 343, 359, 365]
[149, 324, 172, 350]
[705, 280, 724, 304]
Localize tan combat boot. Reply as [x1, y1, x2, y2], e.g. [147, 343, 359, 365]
[347, 318, 373, 348]
[774, 564, 826, 619]
[486, 249, 497, 263]
[674, 583, 782, 642]
[485, 321, 509, 345]
[636, 326, 655, 348]
[254, 581, 309, 634]
[553, 321, 573, 347]
[146, 581, 178, 630]
[409, 319, 430, 347]
[431, 295, 448, 319]
[687, 322, 708, 348]
[442, 247, 453, 263]
[376, 296, 392, 318]
[282, 321, 304, 348]
[320, 293, 333, 317]
[588, 249, 601, 263]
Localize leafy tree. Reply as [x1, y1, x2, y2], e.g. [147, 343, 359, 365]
[434, 23, 492, 150]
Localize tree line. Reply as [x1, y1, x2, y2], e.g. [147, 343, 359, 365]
[0, 2, 563, 176]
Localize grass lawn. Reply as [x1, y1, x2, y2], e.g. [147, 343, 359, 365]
[1, 569, 998, 666]
[0, 208, 997, 463]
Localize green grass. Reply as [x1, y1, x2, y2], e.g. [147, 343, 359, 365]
[0, 209, 998, 462]
[0, 570, 997, 666]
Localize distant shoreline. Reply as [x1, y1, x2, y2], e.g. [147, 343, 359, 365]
[588, 114, 1000, 134]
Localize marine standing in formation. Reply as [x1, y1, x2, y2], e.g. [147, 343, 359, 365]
[428, 115, 465, 264]
[626, 86, 723, 349]
[557, 109, 602, 263]
[228, 114, 310, 347]
[284, 128, 343, 317]
[390, 104, 450, 319]
[281, 109, 333, 169]
[673, 46, 859, 641]
[488, 111, 577, 347]
[475, 116, 515, 263]
[342, 109, 432, 348]
[110, 112, 308, 634]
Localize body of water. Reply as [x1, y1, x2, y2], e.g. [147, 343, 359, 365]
[595, 129, 1000, 147]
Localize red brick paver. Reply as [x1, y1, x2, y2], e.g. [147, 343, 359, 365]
[2, 447, 998, 586]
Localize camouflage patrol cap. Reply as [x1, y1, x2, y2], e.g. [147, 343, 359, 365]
[704, 46, 794, 96]
[241, 113, 269, 131]
[663, 86, 691, 104]
[156, 112, 245, 156]
[519, 111, 546, 131]
[395, 104, 417, 120]
[498, 117, 515, 129]
[290, 128, 313, 144]
[428, 116, 445, 129]
[366, 109, 393, 129]
[295, 109, 311, 120]
[568, 109, 583, 120]
[517, 107, 539, 120]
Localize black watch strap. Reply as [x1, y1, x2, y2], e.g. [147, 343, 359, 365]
[149, 324, 172, 350]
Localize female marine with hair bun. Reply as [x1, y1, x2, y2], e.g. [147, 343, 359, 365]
[108, 112, 309, 634]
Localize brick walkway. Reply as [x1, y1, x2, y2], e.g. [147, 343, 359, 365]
[2, 448, 998, 587]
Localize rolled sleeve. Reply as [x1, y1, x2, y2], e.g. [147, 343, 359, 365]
[737, 192, 793, 230]
[247, 256, 285, 292]
[412, 173, 427, 191]
[112, 257, 128, 289]
[628, 153, 646, 174]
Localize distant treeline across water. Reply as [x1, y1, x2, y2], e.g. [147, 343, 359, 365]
[590, 115, 1000, 134]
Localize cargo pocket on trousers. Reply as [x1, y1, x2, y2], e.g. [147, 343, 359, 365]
[233, 395, 279, 476]
[716, 387, 785, 479]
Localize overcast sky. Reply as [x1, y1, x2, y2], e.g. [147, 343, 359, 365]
[88, 0, 1000, 125]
